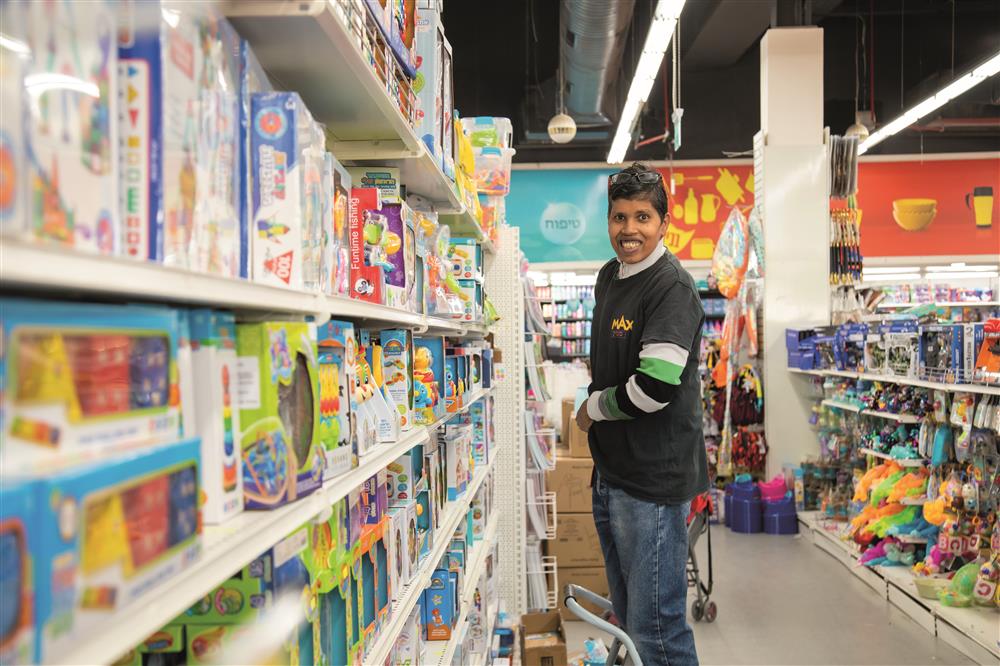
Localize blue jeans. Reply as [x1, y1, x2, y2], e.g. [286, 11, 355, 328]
[592, 470, 699, 666]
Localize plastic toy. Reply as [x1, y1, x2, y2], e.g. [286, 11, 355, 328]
[349, 187, 387, 304]
[387, 450, 424, 506]
[251, 91, 321, 289]
[413, 337, 445, 425]
[236, 322, 323, 509]
[35, 439, 201, 663]
[883, 320, 920, 378]
[0, 480, 37, 666]
[190, 310, 244, 524]
[316, 319, 357, 479]
[381, 329, 414, 430]
[938, 561, 980, 607]
[1, 299, 182, 475]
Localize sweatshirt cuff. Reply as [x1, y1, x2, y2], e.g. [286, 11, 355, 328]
[587, 392, 608, 422]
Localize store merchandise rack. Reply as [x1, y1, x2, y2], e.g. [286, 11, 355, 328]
[798, 512, 999, 664]
[789, 367, 1000, 396]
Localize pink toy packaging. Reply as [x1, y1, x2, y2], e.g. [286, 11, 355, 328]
[349, 187, 386, 304]
[17, 0, 119, 255]
[119, 1, 241, 272]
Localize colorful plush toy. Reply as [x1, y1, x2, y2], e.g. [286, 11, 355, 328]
[853, 462, 900, 503]
[866, 506, 919, 539]
[938, 561, 980, 607]
[886, 470, 929, 503]
[887, 515, 939, 542]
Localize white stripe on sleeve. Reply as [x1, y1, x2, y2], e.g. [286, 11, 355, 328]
[625, 374, 670, 413]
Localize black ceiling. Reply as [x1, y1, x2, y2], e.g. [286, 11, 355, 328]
[442, 0, 1000, 163]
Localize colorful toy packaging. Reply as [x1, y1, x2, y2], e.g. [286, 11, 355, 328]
[363, 0, 417, 78]
[379, 203, 416, 310]
[413, 336, 445, 424]
[324, 154, 352, 297]
[456, 279, 483, 322]
[361, 471, 389, 526]
[349, 187, 387, 304]
[35, 439, 201, 663]
[381, 329, 415, 430]
[119, 1, 241, 272]
[413, 5, 447, 168]
[316, 319, 358, 479]
[974, 319, 1000, 384]
[422, 567, 455, 641]
[0, 480, 38, 666]
[236, 322, 324, 509]
[250, 91, 319, 289]
[919, 324, 965, 384]
[8, 0, 119, 255]
[191, 310, 243, 524]
[0, 299, 182, 475]
[239, 40, 273, 278]
[387, 450, 424, 507]
[469, 399, 491, 465]
[180, 559, 271, 625]
[347, 167, 403, 204]
[834, 323, 867, 373]
[357, 330, 401, 446]
[391, 604, 423, 666]
[443, 423, 471, 500]
[449, 237, 484, 281]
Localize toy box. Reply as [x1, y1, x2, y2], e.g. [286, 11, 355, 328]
[347, 167, 403, 204]
[392, 604, 423, 666]
[176, 310, 197, 441]
[413, 336, 445, 424]
[449, 238, 484, 282]
[316, 319, 358, 479]
[12, 0, 119, 256]
[973, 319, 999, 385]
[834, 323, 867, 372]
[0, 480, 38, 666]
[301, 123, 328, 294]
[381, 329, 415, 431]
[361, 470, 389, 526]
[270, 523, 323, 666]
[469, 400, 490, 466]
[35, 439, 201, 663]
[190, 310, 243, 524]
[349, 187, 387, 304]
[239, 40, 273, 278]
[120, 2, 242, 272]
[186, 624, 251, 665]
[443, 425, 471, 500]
[250, 91, 319, 289]
[325, 154, 352, 297]
[422, 568, 455, 641]
[456, 279, 483, 322]
[0, 299, 182, 475]
[137, 624, 185, 653]
[180, 574, 269, 625]
[356, 522, 390, 649]
[444, 355, 460, 412]
[882, 320, 920, 378]
[413, 6, 446, 168]
[919, 324, 965, 383]
[376, 203, 416, 310]
[962, 323, 982, 384]
[236, 322, 323, 509]
[358, 330, 401, 445]
[385, 506, 414, 601]
[441, 49, 455, 179]
[470, 492, 487, 542]
[363, 0, 417, 78]
[387, 449, 425, 506]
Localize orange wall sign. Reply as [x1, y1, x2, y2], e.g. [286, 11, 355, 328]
[853, 157, 999, 257]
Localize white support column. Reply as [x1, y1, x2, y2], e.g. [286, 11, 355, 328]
[485, 225, 527, 614]
[759, 28, 831, 477]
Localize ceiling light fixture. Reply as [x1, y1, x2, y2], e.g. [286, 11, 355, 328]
[858, 50, 1000, 155]
[925, 264, 998, 273]
[923, 271, 999, 280]
[862, 266, 921, 274]
[606, 0, 686, 164]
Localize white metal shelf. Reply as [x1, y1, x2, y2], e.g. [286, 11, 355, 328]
[428, 515, 501, 666]
[857, 448, 926, 467]
[877, 301, 999, 308]
[0, 240, 485, 336]
[820, 399, 862, 413]
[65, 387, 495, 666]
[364, 457, 497, 665]
[789, 366, 1000, 396]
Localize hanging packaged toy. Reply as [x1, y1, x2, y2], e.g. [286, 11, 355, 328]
[711, 207, 749, 299]
[316, 320, 357, 480]
[325, 154, 352, 296]
[349, 187, 388, 304]
[973, 318, 999, 384]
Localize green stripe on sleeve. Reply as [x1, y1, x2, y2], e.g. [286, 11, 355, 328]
[602, 387, 633, 420]
[638, 357, 685, 385]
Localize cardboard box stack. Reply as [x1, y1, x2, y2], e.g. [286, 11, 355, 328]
[546, 398, 609, 620]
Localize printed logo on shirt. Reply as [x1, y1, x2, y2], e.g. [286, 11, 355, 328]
[610, 315, 634, 337]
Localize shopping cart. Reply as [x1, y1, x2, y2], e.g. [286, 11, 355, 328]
[562, 494, 717, 666]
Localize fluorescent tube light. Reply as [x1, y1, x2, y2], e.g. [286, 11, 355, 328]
[862, 273, 922, 283]
[925, 264, 998, 273]
[923, 271, 999, 280]
[862, 266, 921, 274]
[607, 0, 686, 164]
[859, 50, 1000, 154]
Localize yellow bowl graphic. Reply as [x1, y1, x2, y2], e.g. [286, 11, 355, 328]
[892, 198, 937, 213]
[892, 207, 937, 231]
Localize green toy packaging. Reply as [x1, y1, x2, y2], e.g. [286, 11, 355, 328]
[236, 322, 324, 509]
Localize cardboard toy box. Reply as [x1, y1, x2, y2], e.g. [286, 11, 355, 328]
[381, 329, 415, 431]
[546, 513, 603, 568]
[316, 319, 358, 479]
[349, 187, 387, 304]
[236, 322, 323, 509]
[546, 458, 594, 514]
[561, 410, 592, 460]
[519, 611, 568, 666]
[0, 480, 38, 665]
[559, 567, 610, 620]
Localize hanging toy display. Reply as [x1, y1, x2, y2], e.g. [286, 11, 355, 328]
[711, 207, 749, 299]
[829, 200, 862, 286]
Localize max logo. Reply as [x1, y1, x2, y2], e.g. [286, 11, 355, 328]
[611, 315, 634, 337]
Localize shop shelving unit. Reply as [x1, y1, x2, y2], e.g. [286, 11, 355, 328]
[789, 367, 1000, 396]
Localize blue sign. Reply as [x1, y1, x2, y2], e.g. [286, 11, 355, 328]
[507, 168, 616, 264]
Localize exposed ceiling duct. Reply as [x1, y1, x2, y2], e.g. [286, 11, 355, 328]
[560, 0, 636, 126]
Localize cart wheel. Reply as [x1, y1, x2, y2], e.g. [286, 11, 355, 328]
[704, 601, 718, 623]
[691, 600, 704, 622]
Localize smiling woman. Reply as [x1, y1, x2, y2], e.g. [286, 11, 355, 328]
[606, 163, 669, 265]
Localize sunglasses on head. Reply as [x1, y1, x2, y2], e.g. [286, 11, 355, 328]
[607, 170, 663, 192]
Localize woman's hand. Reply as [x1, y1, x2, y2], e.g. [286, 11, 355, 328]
[575, 402, 593, 432]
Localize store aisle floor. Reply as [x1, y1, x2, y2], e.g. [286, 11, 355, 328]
[564, 526, 973, 665]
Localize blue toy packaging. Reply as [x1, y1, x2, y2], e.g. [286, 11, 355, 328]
[250, 91, 318, 289]
[361, 470, 389, 526]
[190, 310, 244, 524]
[422, 568, 455, 641]
[239, 39, 273, 278]
[919, 324, 965, 384]
[413, 6, 446, 167]
[881, 319, 920, 378]
[316, 319, 358, 479]
[834, 323, 867, 372]
[12, 0, 119, 256]
[381, 329, 415, 431]
[119, 1, 241, 273]
[0, 480, 38, 666]
[469, 399, 490, 466]
[0, 299, 182, 476]
[413, 336, 445, 424]
[444, 355, 460, 413]
[449, 238, 484, 282]
[35, 439, 201, 663]
[235, 322, 324, 509]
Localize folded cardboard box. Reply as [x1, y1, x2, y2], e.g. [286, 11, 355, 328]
[546, 457, 593, 514]
[520, 610, 567, 666]
[560, 398, 591, 459]
[546, 512, 603, 568]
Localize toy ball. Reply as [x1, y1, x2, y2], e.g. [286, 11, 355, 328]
[384, 231, 401, 255]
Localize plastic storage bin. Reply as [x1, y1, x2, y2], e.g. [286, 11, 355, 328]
[729, 481, 762, 533]
[763, 497, 798, 535]
[461, 116, 512, 148]
[723, 484, 734, 527]
[473, 146, 515, 196]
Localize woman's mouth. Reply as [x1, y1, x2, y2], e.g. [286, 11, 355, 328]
[619, 239, 642, 252]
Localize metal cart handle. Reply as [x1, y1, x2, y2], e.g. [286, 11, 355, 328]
[563, 584, 643, 666]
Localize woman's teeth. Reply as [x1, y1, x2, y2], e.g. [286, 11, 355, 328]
[621, 240, 641, 250]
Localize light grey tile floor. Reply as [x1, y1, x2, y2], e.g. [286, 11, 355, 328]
[564, 525, 974, 665]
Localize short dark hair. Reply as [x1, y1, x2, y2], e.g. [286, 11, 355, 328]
[607, 162, 668, 221]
